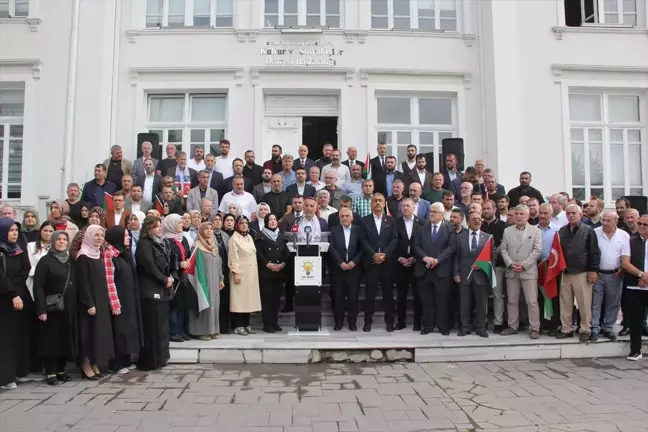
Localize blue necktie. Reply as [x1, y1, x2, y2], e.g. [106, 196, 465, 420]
[471, 232, 478, 252]
[432, 225, 438, 239]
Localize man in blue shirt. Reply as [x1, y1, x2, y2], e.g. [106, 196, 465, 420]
[279, 155, 296, 191]
[81, 163, 117, 207]
[537, 203, 559, 335]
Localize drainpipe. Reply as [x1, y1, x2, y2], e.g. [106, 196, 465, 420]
[109, 0, 121, 151]
[61, 0, 81, 195]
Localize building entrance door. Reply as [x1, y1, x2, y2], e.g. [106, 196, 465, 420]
[302, 117, 338, 161]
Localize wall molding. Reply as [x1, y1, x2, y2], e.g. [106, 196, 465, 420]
[0, 17, 41, 31]
[552, 25, 648, 40]
[551, 64, 648, 83]
[128, 66, 244, 86]
[125, 28, 237, 43]
[358, 68, 473, 89]
[0, 59, 42, 79]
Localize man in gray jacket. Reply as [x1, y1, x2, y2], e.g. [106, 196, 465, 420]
[186, 170, 218, 219]
[132, 140, 158, 183]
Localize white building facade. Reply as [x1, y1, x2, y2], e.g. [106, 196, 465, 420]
[1, 0, 647, 211]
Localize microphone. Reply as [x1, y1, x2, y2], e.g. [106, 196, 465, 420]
[305, 225, 312, 247]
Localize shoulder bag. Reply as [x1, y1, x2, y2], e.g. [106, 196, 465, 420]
[45, 262, 71, 313]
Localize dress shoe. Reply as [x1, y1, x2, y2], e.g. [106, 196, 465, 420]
[386, 324, 394, 332]
[396, 323, 406, 330]
[170, 335, 184, 343]
[500, 327, 518, 336]
[530, 331, 540, 340]
[556, 331, 572, 339]
[548, 329, 557, 337]
[46, 376, 59, 386]
[273, 325, 283, 332]
[263, 326, 276, 334]
[182, 334, 192, 341]
[420, 329, 430, 335]
[363, 323, 372, 332]
[618, 327, 630, 336]
[589, 333, 598, 342]
[412, 325, 422, 332]
[349, 323, 358, 331]
[579, 332, 590, 342]
[476, 331, 489, 338]
[601, 330, 617, 341]
[441, 331, 449, 336]
[56, 373, 72, 383]
[493, 324, 503, 333]
[457, 330, 467, 337]
[333, 324, 343, 331]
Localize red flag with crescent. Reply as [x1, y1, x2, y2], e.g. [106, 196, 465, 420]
[538, 232, 567, 299]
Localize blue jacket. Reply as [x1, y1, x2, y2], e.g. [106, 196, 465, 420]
[81, 179, 117, 207]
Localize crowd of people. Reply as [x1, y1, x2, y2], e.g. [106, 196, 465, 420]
[1, 140, 647, 390]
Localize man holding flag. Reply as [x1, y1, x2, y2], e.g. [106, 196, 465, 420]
[536, 203, 561, 336]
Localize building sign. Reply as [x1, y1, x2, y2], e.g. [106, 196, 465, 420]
[260, 41, 343, 67]
[294, 256, 323, 286]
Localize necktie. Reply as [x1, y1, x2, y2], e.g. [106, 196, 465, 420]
[471, 232, 478, 252]
[432, 225, 437, 239]
[301, 159, 305, 167]
[381, 157, 385, 169]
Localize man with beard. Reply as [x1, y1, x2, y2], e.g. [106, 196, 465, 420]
[423, 172, 446, 204]
[480, 199, 507, 333]
[252, 168, 273, 203]
[386, 180, 405, 219]
[321, 149, 350, 188]
[442, 191, 458, 221]
[401, 145, 418, 175]
[156, 143, 178, 177]
[219, 158, 253, 198]
[369, 143, 389, 179]
[527, 198, 540, 225]
[615, 198, 631, 231]
[287, 167, 316, 200]
[263, 144, 283, 174]
[292, 145, 315, 174]
[585, 197, 603, 228]
[507, 171, 545, 205]
[204, 154, 225, 192]
[263, 174, 291, 215]
[408, 153, 434, 192]
[243, 150, 263, 185]
[187, 146, 205, 172]
[214, 139, 234, 178]
[442, 153, 463, 193]
[373, 156, 407, 198]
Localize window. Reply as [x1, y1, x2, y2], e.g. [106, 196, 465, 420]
[370, 0, 457, 31]
[147, 93, 227, 158]
[565, 0, 638, 27]
[145, 0, 233, 28]
[569, 92, 644, 203]
[376, 94, 456, 170]
[264, 0, 341, 27]
[0, 0, 29, 18]
[0, 83, 25, 200]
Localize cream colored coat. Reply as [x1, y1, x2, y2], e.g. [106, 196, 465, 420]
[228, 232, 261, 313]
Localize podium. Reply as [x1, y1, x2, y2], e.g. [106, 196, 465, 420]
[286, 233, 329, 333]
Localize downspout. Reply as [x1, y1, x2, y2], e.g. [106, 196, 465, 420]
[61, 0, 81, 195]
[109, 0, 121, 151]
[476, 0, 489, 164]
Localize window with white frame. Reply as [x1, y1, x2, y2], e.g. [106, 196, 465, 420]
[376, 94, 456, 170]
[147, 93, 227, 159]
[0, 0, 29, 18]
[569, 92, 644, 203]
[264, 0, 341, 28]
[145, 0, 233, 28]
[567, 0, 639, 27]
[0, 83, 25, 200]
[370, 0, 457, 31]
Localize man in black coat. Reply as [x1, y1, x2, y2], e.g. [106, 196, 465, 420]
[360, 193, 398, 332]
[329, 208, 364, 331]
[369, 143, 388, 179]
[373, 156, 408, 198]
[328, 196, 361, 230]
[219, 158, 253, 199]
[286, 167, 316, 201]
[342, 146, 365, 173]
[441, 153, 463, 193]
[413, 202, 457, 335]
[243, 150, 263, 186]
[394, 198, 425, 330]
[135, 158, 163, 204]
[507, 171, 545, 205]
[293, 145, 316, 174]
[204, 154, 225, 193]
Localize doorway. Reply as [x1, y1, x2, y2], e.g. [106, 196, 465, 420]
[301, 117, 338, 161]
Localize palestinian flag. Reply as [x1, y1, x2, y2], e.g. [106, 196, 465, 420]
[154, 195, 164, 214]
[187, 249, 210, 312]
[362, 153, 370, 179]
[537, 232, 566, 318]
[472, 236, 496, 288]
[103, 192, 114, 213]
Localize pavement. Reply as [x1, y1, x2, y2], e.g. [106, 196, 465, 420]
[1, 359, 647, 432]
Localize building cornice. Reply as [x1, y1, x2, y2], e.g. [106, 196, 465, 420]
[552, 25, 648, 40]
[128, 66, 244, 86]
[358, 68, 472, 88]
[250, 66, 356, 87]
[125, 28, 237, 43]
[0, 59, 42, 79]
[551, 64, 648, 83]
[0, 17, 41, 31]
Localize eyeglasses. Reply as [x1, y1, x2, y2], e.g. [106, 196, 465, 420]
[637, 222, 648, 227]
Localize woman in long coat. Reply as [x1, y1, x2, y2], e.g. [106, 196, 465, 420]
[0, 218, 31, 390]
[33, 231, 78, 386]
[21, 209, 40, 243]
[228, 215, 261, 336]
[188, 222, 224, 340]
[136, 216, 173, 371]
[103, 226, 143, 374]
[70, 206, 105, 259]
[48, 200, 80, 240]
[212, 214, 231, 334]
[76, 225, 113, 379]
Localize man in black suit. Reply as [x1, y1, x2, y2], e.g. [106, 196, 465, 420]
[286, 167, 316, 201]
[205, 154, 225, 193]
[360, 193, 398, 332]
[328, 196, 361, 230]
[413, 202, 458, 335]
[219, 158, 253, 198]
[243, 150, 263, 186]
[369, 143, 388, 178]
[373, 156, 407, 198]
[172, 151, 200, 193]
[329, 208, 364, 331]
[442, 153, 463, 193]
[394, 198, 425, 330]
[342, 146, 365, 173]
[135, 157, 163, 204]
[293, 145, 316, 173]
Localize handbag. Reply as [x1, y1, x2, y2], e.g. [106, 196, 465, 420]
[45, 263, 71, 313]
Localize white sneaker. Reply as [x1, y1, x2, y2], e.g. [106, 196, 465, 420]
[116, 368, 129, 375]
[16, 374, 43, 383]
[627, 352, 643, 361]
[1, 382, 17, 390]
[127, 364, 137, 370]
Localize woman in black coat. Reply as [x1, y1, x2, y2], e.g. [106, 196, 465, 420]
[213, 214, 232, 334]
[136, 216, 173, 371]
[0, 218, 31, 390]
[33, 231, 77, 386]
[255, 213, 289, 333]
[76, 225, 114, 380]
[103, 226, 143, 374]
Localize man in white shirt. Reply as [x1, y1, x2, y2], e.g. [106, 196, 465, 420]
[133, 140, 158, 183]
[549, 193, 568, 229]
[321, 149, 350, 188]
[107, 191, 129, 228]
[592, 210, 630, 342]
[218, 176, 257, 219]
[187, 146, 206, 172]
[297, 196, 324, 242]
[307, 166, 325, 191]
[137, 158, 161, 205]
[316, 189, 338, 221]
[214, 139, 234, 178]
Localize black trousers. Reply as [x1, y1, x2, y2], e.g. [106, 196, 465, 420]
[450, 281, 461, 330]
[627, 289, 648, 354]
[538, 292, 560, 332]
[397, 265, 421, 327]
[232, 313, 250, 328]
[43, 357, 66, 376]
[460, 279, 488, 333]
[332, 270, 361, 325]
[419, 274, 451, 333]
[285, 261, 295, 310]
[364, 263, 394, 325]
[261, 278, 284, 328]
[109, 354, 132, 372]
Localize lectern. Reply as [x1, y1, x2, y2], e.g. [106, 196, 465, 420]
[286, 231, 329, 332]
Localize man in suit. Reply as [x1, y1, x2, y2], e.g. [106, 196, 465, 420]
[279, 195, 304, 232]
[394, 198, 426, 330]
[499, 204, 543, 339]
[243, 150, 263, 186]
[203, 154, 225, 193]
[369, 143, 388, 179]
[172, 152, 200, 198]
[413, 202, 457, 335]
[342, 146, 365, 173]
[132, 140, 157, 183]
[219, 158, 253, 199]
[105, 191, 131, 228]
[408, 153, 434, 192]
[455, 211, 495, 337]
[126, 185, 153, 214]
[293, 145, 316, 174]
[480, 199, 508, 333]
[186, 170, 219, 217]
[252, 168, 273, 203]
[360, 193, 398, 332]
[442, 153, 463, 193]
[135, 158, 162, 204]
[409, 182, 431, 220]
[401, 144, 417, 175]
[451, 166, 478, 198]
[286, 167, 316, 201]
[328, 196, 361, 230]
[373, 156, 407, 198]
[386, 180, 405, 219]
[329, 208, 364, 331]
[322, 172, 345, 210]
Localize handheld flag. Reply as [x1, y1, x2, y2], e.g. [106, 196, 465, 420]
[186, 249, 210, 312]
[103, 192, 114, 213]
[471, 236, 496, 288]
[538, 232, 566, 318]
[362, 153, 371, 179]
[154, 195, 164, 214]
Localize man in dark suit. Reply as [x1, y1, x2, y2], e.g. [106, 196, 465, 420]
[329, 208, 364, 331]
[342, 146, 364, 173]
[252, 168, 273, 204]
[286, 167, 316, 201]
[135, 158, 162, 204]
[219, 158, 253, 199]
[293, 145, 316, 174]
[394, 198, 425, 330]
[279, 195, 304, 233]
[243, 150, 263, 186]
[172, 152, 200, 195]
[408, 153, 434, 191]
[329, 196, 361, 230]
[204, 154, 225, 193]
[401, 144, 418, 175]
[454, 211, 495, 337]
[369, 143, 388, 178]
[373, 156, 407, 198]
[442, 153, 463, 193]
[413, 202, 457, 335]
[360, 193, 398, 332]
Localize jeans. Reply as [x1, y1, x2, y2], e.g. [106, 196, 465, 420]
[591, 273, 623, 335]
[169, 307, 186, 337]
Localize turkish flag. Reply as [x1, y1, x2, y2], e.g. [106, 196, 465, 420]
[538, 232, 567, 299]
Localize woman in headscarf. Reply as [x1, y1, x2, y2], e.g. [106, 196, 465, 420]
[127, 211, 146, 262]
[213, 214, 232, 334]
[255, 213, 289, 333]
[184, 210, 201, 249]
[76, 202, 91, 230]
[48, 200, 80, 240]
[103, 226, 143, 374]
[26, 222, 55, 298]
[228, 216, 261, 336]
[147, 209, 161, 219]
[70, 206, 105, 259]
[162, 214, 192, 343]
[76, 225, 114, 380]
[136, 216, 172, 371]
[227, 203, 242, 217]
[222, 213, 236, 237]
[250, 203, 270, 238]
[33, 231, 77, 386]
[188, 222, 224, 340]
[21, 209, 40, 243]
[0, 218, 31, 390]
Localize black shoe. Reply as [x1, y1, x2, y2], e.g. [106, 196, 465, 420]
[420, 329, 430, 335]
[556, 332, 573, 339]
[441, 331, 449, 336]
[46, 376, 59, 386]
[457, 330, 467, 336]
[349, 323, 358, 332]
[363, 323, 372, 332]
[170, 335, 184, 343]
[601, 330, 617, 341]
[396, 323, 406, 330]
[548, 329, 557, 337]
[81, 370, 99, 381]
[56, 373, 72, 383]
[589, 333, 599, 342]
[386, 324, 394, 332]
[477, 331, 489, 338]
[493, 324, 503, 333]
[619, 327, 630, 336]
[412, 325, 421, 332]
[263, 326, 276, 334]
[519, 325, 528, 332]
[333, 324, 343, 331]
[182, 334, 192, 341]
[273, 325, 283, 332]
[282, 306, 294, 313]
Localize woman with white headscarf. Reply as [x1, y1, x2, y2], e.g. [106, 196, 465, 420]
[127, 211, 146, 262]
[250, 203, 270, 238]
